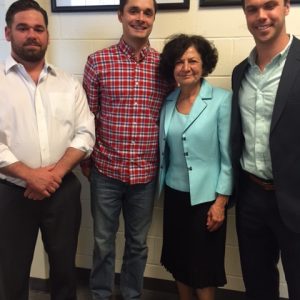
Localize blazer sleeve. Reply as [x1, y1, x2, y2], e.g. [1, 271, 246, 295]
[215, 91, 233, 196]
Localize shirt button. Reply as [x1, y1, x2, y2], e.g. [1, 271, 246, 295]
[184, 152, 188, 156]
[182, 137, 186, 141]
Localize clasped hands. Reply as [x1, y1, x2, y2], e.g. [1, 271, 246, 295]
[24, 165, 62, 201]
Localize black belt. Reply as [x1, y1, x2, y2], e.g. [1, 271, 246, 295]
[0, 178, 23, 189]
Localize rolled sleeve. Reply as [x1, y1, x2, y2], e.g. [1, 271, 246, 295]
[70, 79, 95, 158]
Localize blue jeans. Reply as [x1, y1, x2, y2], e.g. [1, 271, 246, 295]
[90, 168, 155, 300]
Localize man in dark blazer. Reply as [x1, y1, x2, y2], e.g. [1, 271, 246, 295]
[231, 0, 300, 299]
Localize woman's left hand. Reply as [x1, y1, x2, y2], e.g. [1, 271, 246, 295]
[206, 195, 228, 232]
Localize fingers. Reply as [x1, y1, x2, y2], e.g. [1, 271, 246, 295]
[24, 177, 60, 200]
[206, 204, 225, 232]
[51, 172, 62, 185]
[81, 166, 91, 180]
[24, 188, 50, 200]
[48, 181, 60, 192]
[44, 166, 62, 185]
[207, 220, 223, 232]
[25, 167, 62, 197]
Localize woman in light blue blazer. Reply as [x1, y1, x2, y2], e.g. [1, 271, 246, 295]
[158, 34, 233, 300]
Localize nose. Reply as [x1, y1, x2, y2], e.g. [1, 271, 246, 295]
[257, 8, 267, 20]
[182, 61, 190, 71]
[137, 11, 145, 21]
[27, 27, 38, 38]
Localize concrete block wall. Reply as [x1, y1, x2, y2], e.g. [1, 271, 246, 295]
[1, 0, 300, 297]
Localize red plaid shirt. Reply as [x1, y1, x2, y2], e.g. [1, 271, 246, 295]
[83, 38, 169, 184]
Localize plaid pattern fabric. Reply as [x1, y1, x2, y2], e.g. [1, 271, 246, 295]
[83, 39, 169, 184]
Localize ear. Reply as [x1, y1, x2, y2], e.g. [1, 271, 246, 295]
[285, 0, 290, 15]
[47, 29, 50, 45]
[118, 10, 123, 23]
[5, 26, 11, 42]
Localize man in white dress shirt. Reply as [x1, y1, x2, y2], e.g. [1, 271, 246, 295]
[0, 1, 95, 299]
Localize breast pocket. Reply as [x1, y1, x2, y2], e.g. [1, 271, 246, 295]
[48, 92, 75, 122]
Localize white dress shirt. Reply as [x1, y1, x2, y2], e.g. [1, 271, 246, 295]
[0, 56, 95, 186]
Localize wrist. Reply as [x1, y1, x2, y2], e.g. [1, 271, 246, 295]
[215, 194, 229, 207]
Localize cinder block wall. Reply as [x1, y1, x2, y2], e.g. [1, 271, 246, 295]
[1, 0, 299, 297]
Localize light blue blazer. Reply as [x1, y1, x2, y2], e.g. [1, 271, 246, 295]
[158, 79, 233, 206]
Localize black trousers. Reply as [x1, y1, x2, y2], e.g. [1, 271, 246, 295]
[236, 171, 300, 300]
[0, 173, 81, 300]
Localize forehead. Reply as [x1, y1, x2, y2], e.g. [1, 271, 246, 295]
[181, 46, 201, 57]
[244, 0, 284, 6]
[12, 9, 46, 27]
[124, 0, 155, 10]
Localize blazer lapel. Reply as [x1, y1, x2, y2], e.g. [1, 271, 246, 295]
[183, 80, 211, 132]
[231, 60, 249, 132]
[271, 39, 300, 133]
[231, 59, 249, 167]
[163, 88, 180, 137]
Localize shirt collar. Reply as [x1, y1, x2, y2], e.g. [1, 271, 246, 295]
[248, 34, 293, 67]
[5, 55, 57, 76]
[118, 37, 150, 62]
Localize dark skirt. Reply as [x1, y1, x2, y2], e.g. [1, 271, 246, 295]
[161, 185, 227, 289]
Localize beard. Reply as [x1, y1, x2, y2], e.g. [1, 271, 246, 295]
[11, 38, 47, 63]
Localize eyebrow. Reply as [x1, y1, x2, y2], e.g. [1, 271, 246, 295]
[245, 0, 278, 8]
[128, 5, 154, 12]
[15, 23, 46, 29]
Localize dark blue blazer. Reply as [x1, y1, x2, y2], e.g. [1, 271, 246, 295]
[230, 37, 300, 233]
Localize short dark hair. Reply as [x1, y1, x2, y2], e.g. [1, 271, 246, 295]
[159, 34, 218, 83]
[118, 0, 158, 13]
[6, 0, 48, 28]
[241, 0, 289, 9]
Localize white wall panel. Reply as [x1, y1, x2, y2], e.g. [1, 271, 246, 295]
[1, 1, 299, 297]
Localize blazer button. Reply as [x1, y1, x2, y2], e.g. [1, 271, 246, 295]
[188, 166, 192, 171]
[182, 136, 186, 141]
[184, 152, 188, 156]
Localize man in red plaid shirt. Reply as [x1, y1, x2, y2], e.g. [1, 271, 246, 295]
[81, 0, 169, 299]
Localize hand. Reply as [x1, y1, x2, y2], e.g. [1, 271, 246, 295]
[81, 165, 91, 180]
[24, 187, 48, 201]
[206, 195, 228, 232]
[24, 165, 62, 199]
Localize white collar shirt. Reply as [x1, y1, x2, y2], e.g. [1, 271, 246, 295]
[0, 56, 95, 186]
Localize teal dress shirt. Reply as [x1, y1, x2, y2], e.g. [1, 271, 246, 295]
[239, 36, 292, 179]
[165, 108, 190, 192]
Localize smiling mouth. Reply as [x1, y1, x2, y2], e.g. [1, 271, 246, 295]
[180, 75, 192, 79]
[256, 24, 271, 31]
[131, 23, 147, 30]
[132, 28, 146, 32]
